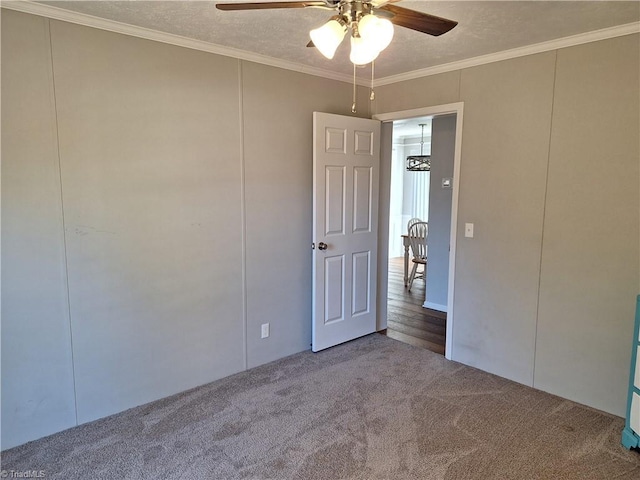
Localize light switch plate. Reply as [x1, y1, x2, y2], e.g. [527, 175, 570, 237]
[442, 178, 452, 188]
[465, 223, 474, 238]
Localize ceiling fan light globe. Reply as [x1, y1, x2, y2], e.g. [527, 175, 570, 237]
[349, 35, 380, 65]
[310, 20, 346, 60]
[376, 17, 394, 51]
[358, 14, 393, 53]
[357, 13, 378, 38]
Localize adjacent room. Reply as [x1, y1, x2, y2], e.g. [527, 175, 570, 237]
[2, 1, 639, 478]
[384, 116, 451, 354]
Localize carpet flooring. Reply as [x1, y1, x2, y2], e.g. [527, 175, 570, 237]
[2, 334, 639, 479]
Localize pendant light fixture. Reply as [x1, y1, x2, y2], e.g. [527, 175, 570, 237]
[406, 124, 431, 172]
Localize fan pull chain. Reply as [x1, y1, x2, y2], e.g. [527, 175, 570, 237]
[370, 61, 375, 101]
[352, 63, 357, 113]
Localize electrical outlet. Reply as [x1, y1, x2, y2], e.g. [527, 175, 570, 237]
[261, 323, 270, 339]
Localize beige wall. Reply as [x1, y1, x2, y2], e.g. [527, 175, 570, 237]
[373, 34, 640, 416]
[49, 19, 248, 425]
[374, 71, 461, 113]
[1, 10, 368, 449]
[242, 62, 366, 367]
[1, 11, 77, 449]
[454, 52, 557, 385]
[535, 36, 640, 413]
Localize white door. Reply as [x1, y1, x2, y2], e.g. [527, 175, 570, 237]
[312, 112, 381, 352]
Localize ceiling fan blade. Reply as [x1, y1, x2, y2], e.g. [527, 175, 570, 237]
[378, 4, 457, 36]
[216, 1, 328, 11]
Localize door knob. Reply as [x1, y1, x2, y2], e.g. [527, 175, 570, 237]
[318, 242, 328, 251]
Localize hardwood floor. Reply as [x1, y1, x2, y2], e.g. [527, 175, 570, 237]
[383, 256, 446, 355]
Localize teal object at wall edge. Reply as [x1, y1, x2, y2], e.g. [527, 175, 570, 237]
[621, 295, 640, 449]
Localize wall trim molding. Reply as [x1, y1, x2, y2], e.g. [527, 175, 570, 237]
[1, 0, 360, 86]
[3, 2, 639, 89]
[374, 22, 640, 86]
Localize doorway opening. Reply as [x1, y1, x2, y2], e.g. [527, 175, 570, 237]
[374, 103, 464, 360]
[384, 117, 447, 354]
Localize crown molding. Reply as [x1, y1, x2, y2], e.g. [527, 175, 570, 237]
[3, 1, 638, 89]
[1, 0, 369, 86]
[373, 21, 640, 87]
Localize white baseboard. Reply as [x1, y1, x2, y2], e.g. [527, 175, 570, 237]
[423, 301, 447, 313]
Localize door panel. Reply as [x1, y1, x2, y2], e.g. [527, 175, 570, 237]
[352, 251, 371, 316]
[324, 255, 345, 324]
[325, 128, 347, 154]
[353, 166, 372, 233]
[355, 130, 374, 155]
[312, 112, 380, 352]
[325, 166, 346, 236]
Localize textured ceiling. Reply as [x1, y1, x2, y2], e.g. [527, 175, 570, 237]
[34, 1, 639, 80]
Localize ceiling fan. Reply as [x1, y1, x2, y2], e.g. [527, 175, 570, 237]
[216, 1, 458, 65]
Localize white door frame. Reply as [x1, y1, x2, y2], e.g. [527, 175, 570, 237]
[373, 103, 464, 360]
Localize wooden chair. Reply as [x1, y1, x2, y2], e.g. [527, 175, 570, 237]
[407, 221, 428, 292]
[407, 217, 422, 233]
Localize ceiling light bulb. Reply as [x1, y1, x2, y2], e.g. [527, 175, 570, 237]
[358, 14, 394, 53]
[310, 19, 347, 60]
[375, 17, 394, 51]
[357, 14, 378, 38]
[350, 35, 380, 66]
